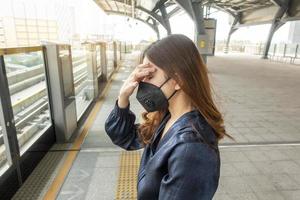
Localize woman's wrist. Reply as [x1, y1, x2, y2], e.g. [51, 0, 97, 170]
[118, 94, 129, 108]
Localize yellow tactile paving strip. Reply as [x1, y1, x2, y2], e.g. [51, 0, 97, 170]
[116, 151, 142, 200]
[44, 56, 143, 200]
[43, 65, 120, 200]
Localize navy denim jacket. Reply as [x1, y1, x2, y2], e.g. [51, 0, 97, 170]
[104, 99, 220, 200]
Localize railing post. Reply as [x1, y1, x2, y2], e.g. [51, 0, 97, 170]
[100, 42, 107, 82]
[0, 55, 22, 186]
[85, 42, 99, 99]
[283, 43, 287, 57]
[43, 43, 77, 142]
[119, 42, 122, 60]
[113, 41, 117, 69]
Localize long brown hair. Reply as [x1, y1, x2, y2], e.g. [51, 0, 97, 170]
[137, 34, 234, 146]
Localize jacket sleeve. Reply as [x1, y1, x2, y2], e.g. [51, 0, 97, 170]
[158, 142, 220, 200]
[104, 99, 145, 151]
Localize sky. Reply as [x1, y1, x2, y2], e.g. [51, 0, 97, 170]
[0, 0, 294, 44]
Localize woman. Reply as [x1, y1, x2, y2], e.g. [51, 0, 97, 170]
[104, 34, 234, 200]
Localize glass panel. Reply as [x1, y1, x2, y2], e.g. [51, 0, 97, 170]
[0, 124, 10, 176]
[71, 46, 94, 120]
[276, 44, 285, 56]
[106, 42, 114, 77]
[59, 47, 74, 98]
[96, 45, 101, 77]
[3, 50, 52, 156]
[285, 44, 297, 57]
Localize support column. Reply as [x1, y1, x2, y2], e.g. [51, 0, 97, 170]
[224, 15, 240, 53]
[174, 0, 209, 63]
[191, 0, 207, 63]
[262, 0, 290, 59]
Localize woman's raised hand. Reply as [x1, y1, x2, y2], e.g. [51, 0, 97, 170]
[118, 63, 156, 108]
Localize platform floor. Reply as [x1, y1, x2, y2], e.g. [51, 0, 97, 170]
[12, 52, 300, 200]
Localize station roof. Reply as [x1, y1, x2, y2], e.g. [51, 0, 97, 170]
[94, 0, 300, 28]
[93, 0, 175, 27]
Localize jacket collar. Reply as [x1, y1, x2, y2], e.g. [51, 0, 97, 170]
[150, 109, 201, 154]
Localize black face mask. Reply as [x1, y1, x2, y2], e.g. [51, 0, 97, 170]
[136, 77, 177, 112]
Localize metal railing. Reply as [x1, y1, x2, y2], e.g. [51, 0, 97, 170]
[216, 42, 300, 65]
[268, 43, 300, 64]
[0, 40, 135, 175]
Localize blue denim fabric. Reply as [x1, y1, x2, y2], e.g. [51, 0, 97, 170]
[104, 99, 220, 200]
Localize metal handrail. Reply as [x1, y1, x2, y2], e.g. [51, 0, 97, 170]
[0, 46, 43, 56]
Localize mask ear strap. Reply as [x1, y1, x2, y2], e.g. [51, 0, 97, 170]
[167, 89, 177, 100]
[159, 77, 171, 89]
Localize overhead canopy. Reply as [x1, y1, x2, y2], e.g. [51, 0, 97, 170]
[212, 0, 300, 26]
[94, 0, 161, 22]
[94, 0, 300, 29]
[93, 0, 177, 34]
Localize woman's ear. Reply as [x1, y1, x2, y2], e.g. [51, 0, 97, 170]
[171, 79, 181, 90]
[174, 83, 181, 90]
[173, 73, 182, 90]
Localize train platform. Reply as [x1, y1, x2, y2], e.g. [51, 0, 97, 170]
[9, 52, 300, 200]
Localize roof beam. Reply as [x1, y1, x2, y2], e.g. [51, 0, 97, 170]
[173, 0, 194, 20]
[210, 4, 237, 18]
[136, 6, 169, 31]
[167, 6, 181, 18]
[271, 0, 289, 8]
[94, 0, 106, 11]
[104, 0, 113, 10]
[159, 4, 171, 34]
[152, 0, 169, 12]
[114, 1, 120, 12]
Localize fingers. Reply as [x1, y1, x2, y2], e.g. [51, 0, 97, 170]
[135, 68, 156, 80]
[136, 62, 151, 69]
[136, 62, 156, 71]
[139, 67, 156, 74]
[135, 62, 156, 74]
[134, 70, 151, 80]
[121, 64, 154, 97]
[130, 64, 156, 82]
